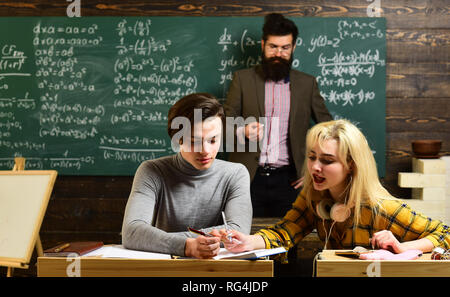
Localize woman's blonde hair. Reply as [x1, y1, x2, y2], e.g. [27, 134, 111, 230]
[302, 119, 394, 225]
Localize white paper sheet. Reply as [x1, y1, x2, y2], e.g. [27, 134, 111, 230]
[84, 244, 171, 259]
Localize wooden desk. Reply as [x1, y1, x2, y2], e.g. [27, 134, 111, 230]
[37, 256, 273, 277]
[316, 250, 450, 277]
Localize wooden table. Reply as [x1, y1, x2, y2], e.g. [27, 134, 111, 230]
[37, 256, 273, 277]
[316, 250, 450, 277]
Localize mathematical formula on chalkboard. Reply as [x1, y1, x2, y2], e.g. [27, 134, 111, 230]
[0, 17, 386, 176]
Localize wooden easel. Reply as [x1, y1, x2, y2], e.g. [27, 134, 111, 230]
[5, 157, 44, 277]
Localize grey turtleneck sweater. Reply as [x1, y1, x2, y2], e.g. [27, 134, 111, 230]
[121, 153, 252, 256]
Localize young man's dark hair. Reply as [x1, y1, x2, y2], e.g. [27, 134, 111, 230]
[262, 13, 298, 44]
[167, 92, 225, 140]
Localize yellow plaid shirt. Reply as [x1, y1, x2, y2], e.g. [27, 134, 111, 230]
[256, 190, 450, 252]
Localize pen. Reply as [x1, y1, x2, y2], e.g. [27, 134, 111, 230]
[54, 243, 70, 252]
[188, 227, 214, 237]
[222, 211, 233, 242]
[369, 237, 375, 250]
[188, 226, 242, 244]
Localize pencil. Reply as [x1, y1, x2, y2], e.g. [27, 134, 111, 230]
[54, 243, 70, 252]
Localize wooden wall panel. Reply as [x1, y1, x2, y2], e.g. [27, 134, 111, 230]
[0, 0, 448, 276]
[42, 198, 126, 232]
[0, 0, 449, 30]
[387, 63, 449, 98]
[51, 176, 133, 199]
[386, 98, 449, 133]
[386, 29, 450, 62]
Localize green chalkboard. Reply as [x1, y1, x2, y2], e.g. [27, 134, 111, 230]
[0, 17, 386, 176]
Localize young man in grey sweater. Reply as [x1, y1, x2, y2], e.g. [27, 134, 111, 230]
[121, 93, 252, 258]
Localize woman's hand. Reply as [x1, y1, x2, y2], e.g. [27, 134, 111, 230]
[210, 229, 264, 253]
[184, 236, 221, 259]
[370, 230, 405, 253]
[370, 230, 435, 254]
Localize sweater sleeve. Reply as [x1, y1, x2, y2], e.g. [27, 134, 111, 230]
[121, 162, 188, 256]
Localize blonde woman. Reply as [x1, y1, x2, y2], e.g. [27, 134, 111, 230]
[213, 119, 449, 255]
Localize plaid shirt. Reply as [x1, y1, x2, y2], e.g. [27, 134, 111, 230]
[256, 190, 450, 252]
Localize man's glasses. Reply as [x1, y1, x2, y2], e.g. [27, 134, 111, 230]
[265, 44, 293, 55]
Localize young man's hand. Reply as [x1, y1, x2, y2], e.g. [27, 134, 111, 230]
[184, 236, 221, 258]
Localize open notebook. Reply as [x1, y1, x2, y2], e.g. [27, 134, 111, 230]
[83, 245, 286, 260]
[213, 247, 287, 260]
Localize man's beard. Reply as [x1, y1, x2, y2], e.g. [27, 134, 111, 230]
[261, 53, 292, 82]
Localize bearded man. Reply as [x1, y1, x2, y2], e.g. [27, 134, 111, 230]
[223, 13, 332, 217]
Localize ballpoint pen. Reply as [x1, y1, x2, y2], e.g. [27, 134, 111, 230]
[187, 227, 214, 237]
[222, 211, 233, 243]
